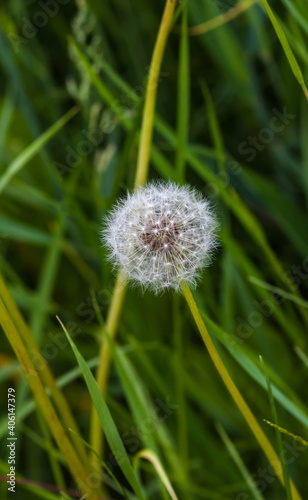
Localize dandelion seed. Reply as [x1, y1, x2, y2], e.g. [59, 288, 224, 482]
[102, 181, 218, 293]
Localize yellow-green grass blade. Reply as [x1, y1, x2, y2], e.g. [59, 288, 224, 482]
[0, 274, 89, 469]
[36, 413, 67, 493]
[0, 358, 99, 440]
[0, 301, 96, 499]
[134, 449, 179, 500]
[182, 283, 302, 499]
[262, 420, 308, 447]
[176, 1, 190, 181]
[260, 0, 308, 99]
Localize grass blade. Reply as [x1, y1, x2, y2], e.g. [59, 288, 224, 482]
[176, 1, 190, 181]
[262, 420, 308, 447]
[259, 356, 292, 500]
[0, 300, 96, 499]
[260, 0, 308, 98]
[0, 106, 79, 194]
[134, 449, 179, 500]
[216, 423, 265, 500]
[57, 316, 147, 500]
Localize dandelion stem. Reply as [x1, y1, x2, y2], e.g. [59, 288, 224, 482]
[181, 281, 303, 500]
[90, 0, 176, 465]
[134, 0, 177, 187]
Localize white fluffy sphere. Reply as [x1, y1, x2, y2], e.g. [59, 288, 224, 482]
[102, 182, 218, 293]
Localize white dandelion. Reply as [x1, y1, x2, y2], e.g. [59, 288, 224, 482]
[102, 181, 218, 293]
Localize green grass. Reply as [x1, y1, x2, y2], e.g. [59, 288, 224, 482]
[0, 0, 308, 499]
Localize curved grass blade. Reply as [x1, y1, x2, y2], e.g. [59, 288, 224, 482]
[260, 0, 308, 98]
[134, 449, 179, 500]
[57, 316, 147, 500]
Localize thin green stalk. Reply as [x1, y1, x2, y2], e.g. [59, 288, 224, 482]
[216, 423, 265, 500]
[134, 0, 177, 187]
[260, 356, 292, 500]
[181, 282, 302, 500]
[29, 211, 66, 340]
[172, 296, 188, 475]
[90, 271, 127, 462]
[0, 275, 89, 468]
[176, 0, 190, 181]
[0, 298, 99, 500]
[90, 0, 177, 465]
[200, 81, 224, 173]
[262, 420, 308, 447]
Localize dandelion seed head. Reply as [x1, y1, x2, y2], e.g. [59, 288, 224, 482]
[102, 182, 218, 293]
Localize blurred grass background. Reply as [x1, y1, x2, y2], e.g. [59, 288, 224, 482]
[0, 0, 308, 499]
